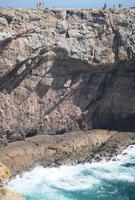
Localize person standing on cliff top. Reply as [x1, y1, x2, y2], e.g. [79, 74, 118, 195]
[103, 3, 107, 10]
[39, 2, 41, 7]
[118, 3, 122, 8]
[36, 1, 45, 8]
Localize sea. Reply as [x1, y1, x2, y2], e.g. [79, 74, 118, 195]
[8, 145, 135, 200]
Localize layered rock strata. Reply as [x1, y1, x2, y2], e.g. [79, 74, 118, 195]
[0, 8, 135, 145]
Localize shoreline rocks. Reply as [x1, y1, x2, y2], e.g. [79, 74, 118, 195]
[0, 130, 135, 177]
[0, 163, 10, 187]
[0, 163, 25, 200]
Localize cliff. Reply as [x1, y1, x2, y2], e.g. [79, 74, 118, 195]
[0, 8, 135, 145]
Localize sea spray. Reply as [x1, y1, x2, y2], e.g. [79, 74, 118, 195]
[8, 145, 135, 200]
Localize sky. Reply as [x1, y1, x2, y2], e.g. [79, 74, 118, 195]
[0, 0, 134, 9]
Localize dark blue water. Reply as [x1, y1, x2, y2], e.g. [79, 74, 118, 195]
[8, 145, 135, 200]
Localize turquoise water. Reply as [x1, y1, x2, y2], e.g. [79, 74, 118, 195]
[8, 145, 135, 200]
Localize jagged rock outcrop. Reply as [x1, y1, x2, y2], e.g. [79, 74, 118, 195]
[0, 162, 10, 187]
[0, 8, 135, 144]
[0, 162, 25, 200]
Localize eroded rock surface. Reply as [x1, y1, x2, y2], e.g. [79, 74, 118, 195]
[0, 8, 135, 144]
[0, 130, 135, 177]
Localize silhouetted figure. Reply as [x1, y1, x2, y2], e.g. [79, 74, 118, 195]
[118, 3, 122, 8]
[39, 2, 42, 7]
[103, 3, 107, 10]
[37, 1, 45, 8]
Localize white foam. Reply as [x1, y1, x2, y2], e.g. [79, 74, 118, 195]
[8, 145, 135, 197]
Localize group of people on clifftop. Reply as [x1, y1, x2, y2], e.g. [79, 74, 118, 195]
[103, 3, 123, 9]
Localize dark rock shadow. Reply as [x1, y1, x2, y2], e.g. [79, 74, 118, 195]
[0, 46, 135, 136]
[0, 56, 44, 93]
[41, 47, 135, 132]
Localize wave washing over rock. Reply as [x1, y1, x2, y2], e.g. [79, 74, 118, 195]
[8, 145, 135, 200]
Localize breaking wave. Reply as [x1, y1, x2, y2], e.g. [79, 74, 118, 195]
[8, 145, 135, 200]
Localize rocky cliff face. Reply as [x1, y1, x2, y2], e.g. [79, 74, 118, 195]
[0, 8, 135, 145]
